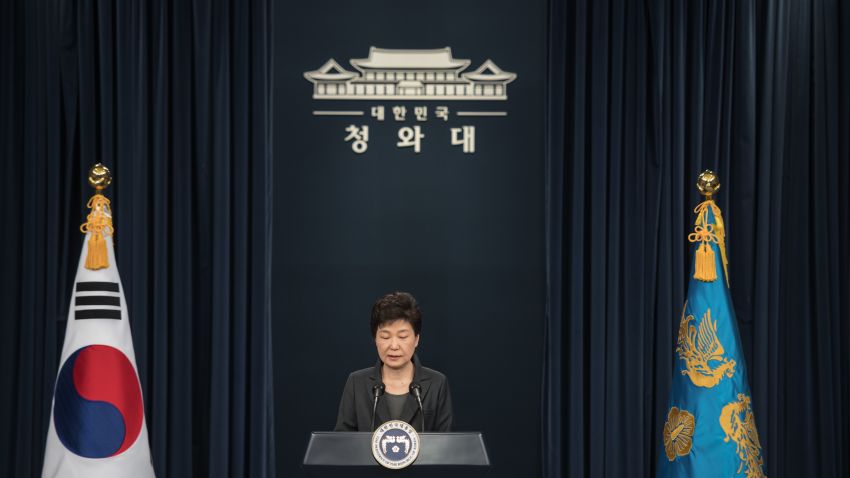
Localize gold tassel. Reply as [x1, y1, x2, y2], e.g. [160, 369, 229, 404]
[688, 200, 723, 283]
[80, 194, 113, 270]
[693, 242, 717, 282]
[85, 231, 108, 269]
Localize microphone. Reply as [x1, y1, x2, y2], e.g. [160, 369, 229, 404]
[409, 383, 425, 432]
[371, 384, 385, 431]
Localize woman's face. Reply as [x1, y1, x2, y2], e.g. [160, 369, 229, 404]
[375, 319, 420, 370]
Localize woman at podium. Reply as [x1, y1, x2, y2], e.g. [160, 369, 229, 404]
[334, 291, 453, 432]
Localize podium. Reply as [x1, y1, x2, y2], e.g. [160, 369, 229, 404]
[302, 432, 491, 477]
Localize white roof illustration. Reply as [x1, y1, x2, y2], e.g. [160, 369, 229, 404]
[303, 59, 358, 82]
[303, 47, 517, 100]
[350, 47, 471, 70]
[462, 60, 517, 82]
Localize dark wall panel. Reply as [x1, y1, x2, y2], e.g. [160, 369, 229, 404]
[273, 1, 548, 476]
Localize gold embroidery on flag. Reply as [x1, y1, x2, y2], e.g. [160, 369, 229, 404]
[676, 304, 736, 388]
[720, 394, 766, 478]
[663, 407, 695, 461]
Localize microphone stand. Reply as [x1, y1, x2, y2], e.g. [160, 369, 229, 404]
[371, 384, 385, 431]
[410, 384, 425, 432]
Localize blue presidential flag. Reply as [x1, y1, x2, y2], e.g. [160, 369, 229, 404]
[42, 166, 155, 478]
[657, 173, 766, 478]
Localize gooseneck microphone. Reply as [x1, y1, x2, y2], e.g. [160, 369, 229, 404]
[409, 383, 425, 432]
[371, 384, 385, 431]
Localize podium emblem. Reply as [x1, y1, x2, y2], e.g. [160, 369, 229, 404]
[371, 420, 420, 469]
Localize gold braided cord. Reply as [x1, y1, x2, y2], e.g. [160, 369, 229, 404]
[79, 194, 113, 270]
[80, 194, 113, 235]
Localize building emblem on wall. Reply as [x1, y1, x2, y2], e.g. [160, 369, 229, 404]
[304, 47, 517, 100]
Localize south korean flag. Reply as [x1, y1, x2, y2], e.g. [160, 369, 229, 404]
[42, 191, 155, 477]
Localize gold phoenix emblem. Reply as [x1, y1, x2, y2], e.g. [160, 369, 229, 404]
[719, 394, 766, 478]
[663, 407, 695, 461]
[676, 304, 736, 388]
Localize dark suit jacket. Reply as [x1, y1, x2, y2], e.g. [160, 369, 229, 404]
[334, 356, 453, 432]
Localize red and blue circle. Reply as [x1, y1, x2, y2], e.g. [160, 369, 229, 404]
[53, 345, 144, 458]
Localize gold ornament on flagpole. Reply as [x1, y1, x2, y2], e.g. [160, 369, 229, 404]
[80, 163, 114, 270]
[88, 163, 113, 191]
[689, 170, 729, 285]
[696, 170, 720, 198]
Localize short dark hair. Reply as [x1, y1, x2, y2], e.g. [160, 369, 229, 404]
[370, 291, 422, 337]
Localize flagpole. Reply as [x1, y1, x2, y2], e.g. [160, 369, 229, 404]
[44, 161, 156, 477]
[658, 170, 767, 478]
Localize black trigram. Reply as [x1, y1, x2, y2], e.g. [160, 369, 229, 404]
[74, 282, 121, 320]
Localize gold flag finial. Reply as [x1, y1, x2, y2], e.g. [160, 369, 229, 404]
[80, 163, 114, 270]
[696, 170, 720, 198]
[88, 163, 113, 191]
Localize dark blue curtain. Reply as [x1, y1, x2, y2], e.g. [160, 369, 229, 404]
[0, 0, 275, 476]
[544, 0, 850, 477]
